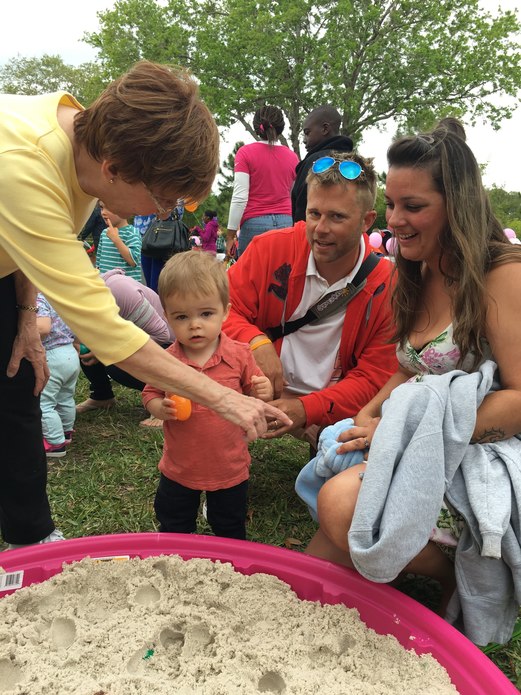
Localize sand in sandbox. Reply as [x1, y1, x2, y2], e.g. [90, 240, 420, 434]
[0, 555, 459, 694]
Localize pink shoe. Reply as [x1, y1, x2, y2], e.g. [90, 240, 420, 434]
[43, 438, 67, 458]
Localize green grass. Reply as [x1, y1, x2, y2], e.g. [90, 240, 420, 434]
[3, 374, 521, 688]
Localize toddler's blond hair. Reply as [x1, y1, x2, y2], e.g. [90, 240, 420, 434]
[158, 250, 229, 309]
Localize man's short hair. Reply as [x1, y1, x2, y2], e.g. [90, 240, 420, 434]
[158, 250, 229, 309]
[305, 105, 341, 133]
[306, 151, 377, 211]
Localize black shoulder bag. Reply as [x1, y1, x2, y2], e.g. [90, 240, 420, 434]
[141, 211, 191, 260]
[265, 253, 380, 341]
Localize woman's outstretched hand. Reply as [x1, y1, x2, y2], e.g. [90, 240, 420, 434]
[216, 389, 292, 442]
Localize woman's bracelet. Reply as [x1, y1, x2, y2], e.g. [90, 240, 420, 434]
[250, 337, 272, 351]
[16, 304, 38, 312]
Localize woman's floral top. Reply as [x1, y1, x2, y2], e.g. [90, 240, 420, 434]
[396, 324, 489, 380]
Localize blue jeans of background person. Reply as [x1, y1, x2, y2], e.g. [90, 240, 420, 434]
[238, 214, 293, 257]
[0, 274, 55, 545]
[154, 474, 249, 539]
[41, 343, 81, 445]
[141, 255, 165, 293]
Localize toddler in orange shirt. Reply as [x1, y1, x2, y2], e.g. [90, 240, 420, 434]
[142, 250, 272, 539]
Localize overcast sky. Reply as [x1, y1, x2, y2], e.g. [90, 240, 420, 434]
[2, 0, 520, 189]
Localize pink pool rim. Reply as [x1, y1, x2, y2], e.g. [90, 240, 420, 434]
[0, 533, 516, 694]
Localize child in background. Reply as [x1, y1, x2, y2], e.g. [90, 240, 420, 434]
[37, 293, 81, 458]
[96, 201, 142, 281]
[142, 251, 273, 539]
[189, 229, 202, 250]
[191, 210, 219, 255]
[216, 226, 226, 261]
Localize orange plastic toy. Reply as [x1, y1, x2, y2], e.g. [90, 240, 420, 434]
[167, 394, 192, 421]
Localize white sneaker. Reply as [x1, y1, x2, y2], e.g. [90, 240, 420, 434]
[7, 529, 65, 550]
[41, 529, 65, 544]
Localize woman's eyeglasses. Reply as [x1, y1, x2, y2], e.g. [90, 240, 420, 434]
[142, 183, 177, 215]
[312, 157, 363, 180]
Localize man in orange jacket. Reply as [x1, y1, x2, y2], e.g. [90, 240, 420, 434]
[223, 152, 397, 443]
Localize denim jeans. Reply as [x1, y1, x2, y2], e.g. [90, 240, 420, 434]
[141, 255, 165, 293]
[238, 214, 293, 257]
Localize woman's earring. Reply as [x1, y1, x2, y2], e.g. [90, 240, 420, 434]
[109, 179, 114, 184]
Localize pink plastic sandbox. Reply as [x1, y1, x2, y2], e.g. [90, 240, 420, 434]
[0, 533, 516, 695]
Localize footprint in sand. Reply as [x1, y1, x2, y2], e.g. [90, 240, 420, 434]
[50, 617, 77, 650]
[134, 584, 161, 606]
[0, 658, 23, 692]
[181, 622, 213, 657]
[160, 626, 185, 652]
[258, 670, 286, 693]
[314, 632, 357, 657]
[127, 645, 151, 674]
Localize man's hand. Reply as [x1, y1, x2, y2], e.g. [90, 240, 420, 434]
[215, 390, 292, 443]
[262, 397, 306, 439]
[250, 341, 284, 398]
[7, 316, 49, 396]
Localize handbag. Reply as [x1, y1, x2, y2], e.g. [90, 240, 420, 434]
[140, 212, 191, 260]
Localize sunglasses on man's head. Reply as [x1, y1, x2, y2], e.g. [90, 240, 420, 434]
[312, 156, 363, 180]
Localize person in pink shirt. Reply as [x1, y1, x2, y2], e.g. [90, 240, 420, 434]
[226, 105, 299, 257]
[199, 210, 219, 254]
[142, 251, 273, 539]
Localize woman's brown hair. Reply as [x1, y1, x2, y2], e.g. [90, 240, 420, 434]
[74, 61, 219, 203]
[387, 117, 521, 368]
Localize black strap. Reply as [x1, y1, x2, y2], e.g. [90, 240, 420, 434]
[265, 253, 380, 341]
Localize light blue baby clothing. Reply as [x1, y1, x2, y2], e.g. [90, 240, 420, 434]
[295, 418, 365, 520]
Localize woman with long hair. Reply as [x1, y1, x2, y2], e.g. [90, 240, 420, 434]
[304, 118, 521, 642]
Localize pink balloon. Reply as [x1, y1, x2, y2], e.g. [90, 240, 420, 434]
[369, 231, 383, 248]
[504, 228, 516, 239]
[385, 237, 397, 255]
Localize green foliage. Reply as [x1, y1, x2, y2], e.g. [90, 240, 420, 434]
[373, 179, 388, 230]
[1, 1, 520, 229]
[488, 186, 521, 235]
[0, 54, 103, 106]
[85, 0, 521, 155]
[84, 0, 192, 74]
